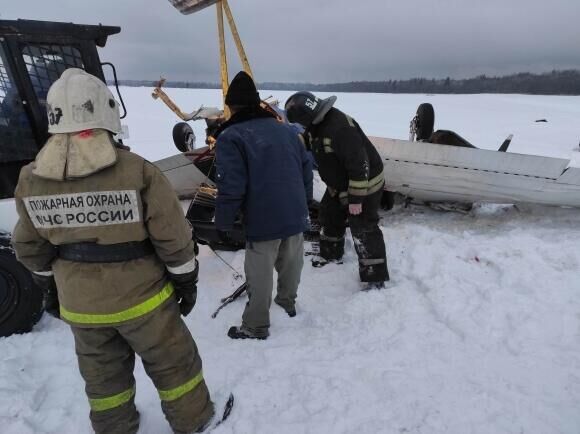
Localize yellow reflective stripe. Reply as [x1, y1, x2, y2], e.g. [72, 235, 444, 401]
[367, 179, 385, 195]
[349, 183, 384, 196]
[60, 283, 174, 325]
[89, 386, 135, 412]
[349, 179, 369, 188]
[348, 171, 384, 196]
[349, 171, 384, 189]
[322, 138, 333, 153]
[360, 258, 386, 266]
[368, 171, 385, 188]
[158, 371, 204, 402]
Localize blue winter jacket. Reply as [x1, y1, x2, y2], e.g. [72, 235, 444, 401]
[215, 117, 313, 242]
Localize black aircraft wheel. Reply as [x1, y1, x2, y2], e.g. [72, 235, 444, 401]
[415, 103, 435, 141]
[172, 122, 196, 153]
[0, 249, 44, 338]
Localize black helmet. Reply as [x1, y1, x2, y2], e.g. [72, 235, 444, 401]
[285, 91, 337, 127]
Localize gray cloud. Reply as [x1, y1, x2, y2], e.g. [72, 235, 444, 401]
[3, 0, 580, 83]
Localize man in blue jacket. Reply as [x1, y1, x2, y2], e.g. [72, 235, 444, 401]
[215, 71, 313, 340]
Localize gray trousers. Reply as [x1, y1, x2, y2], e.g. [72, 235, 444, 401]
[241, 233, 304, 337]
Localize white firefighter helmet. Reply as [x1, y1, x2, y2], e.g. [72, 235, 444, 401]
[46, 68, 121, 134]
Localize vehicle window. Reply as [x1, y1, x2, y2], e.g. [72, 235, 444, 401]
[21, 44, 84, 109]
[0, 44, 38, 199]
[0, 44, 85, 199]
[0, 45, 38, 162]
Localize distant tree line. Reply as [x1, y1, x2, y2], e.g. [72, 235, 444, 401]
[114, 70, 580, 95]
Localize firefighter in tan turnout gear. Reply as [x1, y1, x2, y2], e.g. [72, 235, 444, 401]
[11, 69, 213, 434]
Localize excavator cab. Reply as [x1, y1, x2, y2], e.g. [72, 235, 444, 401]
[0, 19, 120, 200]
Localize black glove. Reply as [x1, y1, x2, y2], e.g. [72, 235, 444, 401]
[31, 273, 60, 319]
[169, 260, 199, 317]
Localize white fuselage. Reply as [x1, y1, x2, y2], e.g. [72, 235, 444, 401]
[370, 137, 580, 207]
[157, 139, 580, 209]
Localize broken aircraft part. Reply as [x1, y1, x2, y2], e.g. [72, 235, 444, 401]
[168, 0, 219, 15]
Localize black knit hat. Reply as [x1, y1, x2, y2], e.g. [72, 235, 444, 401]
[225, 71, 260, 107]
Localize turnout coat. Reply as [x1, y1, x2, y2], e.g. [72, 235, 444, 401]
[12, 129, 196, 326]
[305, 108, 384, 205]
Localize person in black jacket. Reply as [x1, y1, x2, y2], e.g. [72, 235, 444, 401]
[285, 91, 389, 287]
[215, 72, 313, 340]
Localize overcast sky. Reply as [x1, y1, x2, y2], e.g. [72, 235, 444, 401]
[3, 0, 580, 83]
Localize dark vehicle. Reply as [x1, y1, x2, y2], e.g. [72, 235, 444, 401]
[0, 20, 122, 337]
[0, 19, 121, 200]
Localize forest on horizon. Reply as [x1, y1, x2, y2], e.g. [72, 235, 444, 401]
[115, 70, 580, 95]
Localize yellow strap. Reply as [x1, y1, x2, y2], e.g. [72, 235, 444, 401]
[60, 283, 174, 325]
[158, 371, 204, 402]
[89, 386, 135, 412]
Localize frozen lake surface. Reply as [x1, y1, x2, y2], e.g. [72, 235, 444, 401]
[1, 89, 579, 434]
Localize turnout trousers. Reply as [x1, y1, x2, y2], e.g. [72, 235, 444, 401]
[71, 299, 213, 434]
[241, 233, 304, 337]
[319, 188, 390, 283]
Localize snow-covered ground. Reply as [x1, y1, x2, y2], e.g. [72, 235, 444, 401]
[1, 90, 579, 434]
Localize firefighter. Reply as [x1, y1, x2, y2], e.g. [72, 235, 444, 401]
[285, 91, 390, 287]
[214, 71, 313, 339]
[11, 68, 213, 434]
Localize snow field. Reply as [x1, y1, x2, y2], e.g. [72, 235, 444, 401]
[117, 87, 580, 162]
[1, 89, 579, 434]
